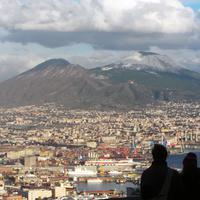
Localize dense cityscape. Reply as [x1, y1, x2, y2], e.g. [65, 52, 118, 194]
[0, 0, 200, 199]
[0, 102, 199, 199]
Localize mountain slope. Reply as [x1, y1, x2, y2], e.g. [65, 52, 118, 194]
[0, 59, 105, 107]
[0, 53, 200, 109]
[0, 58, 154, 108]
[91, 52, 200, 101]
[101, 51, 183, 72]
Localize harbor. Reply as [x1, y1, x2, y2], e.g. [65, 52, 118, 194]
[0, 102, 199, 199]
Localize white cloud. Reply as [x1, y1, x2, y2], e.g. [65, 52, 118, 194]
[0, 0, 198, 34]
[0, 0, 200, 80]
[68, 50, 128, 68]
[149, 46, 200, 71]
[0, 0, 198, 51]
[0, 46, 200, 83]
[0, 53, 43, 81]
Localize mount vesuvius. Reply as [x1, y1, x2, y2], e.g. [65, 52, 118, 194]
[0, 52, 200, 109]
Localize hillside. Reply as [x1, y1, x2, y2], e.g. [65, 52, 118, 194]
[0, 53, 199, 109]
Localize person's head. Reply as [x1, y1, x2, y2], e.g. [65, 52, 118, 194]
[183, 152, 197, 169]
[152, 144, 168, 162]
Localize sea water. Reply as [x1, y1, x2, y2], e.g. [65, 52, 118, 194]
[168, 151, 200, 169]
[78, 152, 200, 192]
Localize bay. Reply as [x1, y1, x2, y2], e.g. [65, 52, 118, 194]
[168, 151, 200, 169]
[77, 182, 136, 193]
[77, 151, 200, 193]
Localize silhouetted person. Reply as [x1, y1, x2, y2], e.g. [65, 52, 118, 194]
[141, 144, 182, 200]
[181, 152, 200, 200]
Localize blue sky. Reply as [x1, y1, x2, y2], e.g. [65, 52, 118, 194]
[183, 1, 200, 10]
[0, 0, 200, 81]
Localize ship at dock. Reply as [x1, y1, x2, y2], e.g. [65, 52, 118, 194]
[85, 159, 140, 167]
[68, 166, 97, 177]
[108, 171, 122, 176]
[87, 178, 103, 184]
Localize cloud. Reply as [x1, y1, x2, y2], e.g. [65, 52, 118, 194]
[68, 50, 128, 68]
[149, 47, 200, 72]
[0, 46, 200, 83]
[0, 0, 197, 33]
[0, 53, 43, 81]
[0, 0, 199, 50]
[0, 0, 200, 81]
[2, 29, 200, 51]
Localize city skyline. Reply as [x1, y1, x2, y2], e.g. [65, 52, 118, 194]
[1, 2, 200, 199]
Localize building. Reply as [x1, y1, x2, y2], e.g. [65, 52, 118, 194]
[86, 141, 97, 148]
[0, 174, 6, 195]
[28, 189, 52, 200]
[24, 156, 37, 168]
[53, 186, 66, 198]
[7, 148, 37, 160]
[0, 177, 4, 191]
[3, 195, 23, 200]
[102, 136, 117, 144]
[0, 167, 13, 175]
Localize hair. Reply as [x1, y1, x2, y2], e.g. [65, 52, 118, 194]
[183, 152, 197, 169]
[186, 152, 197, 160]
[152, 144, 168, 162]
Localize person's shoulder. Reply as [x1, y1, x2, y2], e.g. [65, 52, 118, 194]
[168, 167, 180, 176]
[197, 167, 200, 172]
[142, 166, 152, 176]
[196, 168, 200, 175]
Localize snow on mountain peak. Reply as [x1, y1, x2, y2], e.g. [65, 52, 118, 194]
[126, 52, 143, 62]
[114, 51, 184, 72]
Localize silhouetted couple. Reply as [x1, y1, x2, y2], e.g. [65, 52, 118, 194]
[141, 144, 200, 200]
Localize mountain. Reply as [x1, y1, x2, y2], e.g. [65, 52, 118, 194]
[0, 58, 153, 109]
[0, 59, 104, 108]
[100, 51, 183, 72]
[91, 52, 200, 101]
[0, 53, 200, 109]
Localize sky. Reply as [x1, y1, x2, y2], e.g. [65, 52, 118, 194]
[0, 0, 200, 81]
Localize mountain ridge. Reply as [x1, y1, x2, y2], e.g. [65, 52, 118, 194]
[0, 52, 199, 109]
[100, 51, 184, 73]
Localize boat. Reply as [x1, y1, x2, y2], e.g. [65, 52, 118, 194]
[68, 166, 97, 177]
[95, 195, 109, 199]
[108, 171, 122, 176]
[85, 158, 140, 166]
[87, 178, 103, 183]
